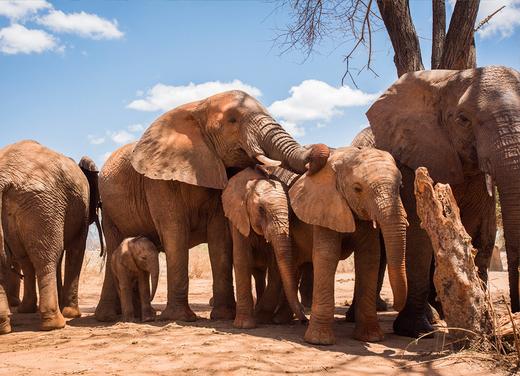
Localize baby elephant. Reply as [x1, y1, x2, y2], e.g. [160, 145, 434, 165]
[111, 237, 160, 322]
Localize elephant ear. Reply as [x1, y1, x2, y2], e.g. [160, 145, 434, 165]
[131, 100, 228, 189]
[289, 156, 355, 233]
[367, 69, 464, 184]
[222, 168, 264, 237]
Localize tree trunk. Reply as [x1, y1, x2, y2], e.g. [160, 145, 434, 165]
[431, 0, 446, 69]
[376, 0, 424, 77]
[414, 167, 493, 339]
[439, 0, 480, 69]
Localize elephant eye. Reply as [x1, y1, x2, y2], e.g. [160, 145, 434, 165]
[456, 113, 471, 127]
[228, 117, 237, 124]
[353, 184, 363, 193]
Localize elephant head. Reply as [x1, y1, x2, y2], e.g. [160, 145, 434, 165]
[289, 147, 408, 311]
[366, 66, 520, 311]
[131, 90, 330, 190]
[222, 167, 306, 322]
[122, 237, 160, 300]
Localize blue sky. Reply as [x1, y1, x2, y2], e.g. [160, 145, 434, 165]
[1, 0, 519, 166]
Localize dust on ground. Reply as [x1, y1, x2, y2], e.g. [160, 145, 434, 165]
[0, 247, 508, 375]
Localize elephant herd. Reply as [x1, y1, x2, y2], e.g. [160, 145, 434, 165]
[1, 66, 520, 347]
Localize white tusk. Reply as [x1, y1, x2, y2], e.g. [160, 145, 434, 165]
[404, 218, 409, 227]
[373, 220, 377, 229]
[256, 154, 282, 167]
[485, 174, 494, 197]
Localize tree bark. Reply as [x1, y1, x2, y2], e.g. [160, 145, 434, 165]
[431, 0, 446, 69]
[376, 0, 424, 76]
[439, 0, 480, 69]
[414, 167, 493, 339]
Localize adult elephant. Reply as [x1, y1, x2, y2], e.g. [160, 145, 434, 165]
[0, 141, 103, 334]
[358, 66, 520, 337]
[95, 90, 329, 322]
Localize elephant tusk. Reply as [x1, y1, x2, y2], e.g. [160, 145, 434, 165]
[485, 174, 494, 197]
[373, 220, 377, 229]
[255, 154, 282, 167]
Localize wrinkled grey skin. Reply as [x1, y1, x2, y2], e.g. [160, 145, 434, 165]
[356, 65, 520, 338]
[0, 141, 102, 334]
[111, 237, 159, 322]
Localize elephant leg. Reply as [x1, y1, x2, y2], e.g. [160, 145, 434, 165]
[255, 259, 282, 324]
[138, 272, 155, 322]
[298, 262, 313, 309]
[375, 237, 388, 312]
[352, 229, 384, 342]
[207, 208, 236, 320]
[5, 259, 21, 307]
[95, 215, 122, 322]
[35, 259, 65, 331]
[117, 274, 136, 323]
[0, 273, 11, 334]
[252, 268, 266, 302]
[17, 257, 37, 313]
[273, 290, 294, 325]
[304, 226, 341, 346]
[56, 253, 63, 309]
[231, 228, 256, 329]
[61, 230, 87, 318]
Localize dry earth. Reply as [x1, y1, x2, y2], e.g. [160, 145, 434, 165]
[0, 247, 509, 375]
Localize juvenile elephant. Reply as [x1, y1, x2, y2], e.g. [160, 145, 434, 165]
[111, 237, 159, 322]
[95, 90, 330, 322]
[288, 146, 408, 345]
[355, 66, 520, 337]
[222, 168, 307, 328]
[0, 141, 103, 334]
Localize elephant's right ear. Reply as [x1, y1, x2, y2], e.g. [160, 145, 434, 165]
[222, 168, 263, 237]
[131, 100, 228, 189]
[289, 161, 355, 233]
[367, 70, 464, 184]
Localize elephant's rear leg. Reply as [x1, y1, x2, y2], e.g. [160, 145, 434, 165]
[17, 258, 37, 313]
[61, 231, 88, 318]
[6, 262, 21, 307]
[95, 215, 123, 322]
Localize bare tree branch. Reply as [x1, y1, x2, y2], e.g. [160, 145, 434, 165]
[431, 0, 446, 69]
[475, 5, 506, 32]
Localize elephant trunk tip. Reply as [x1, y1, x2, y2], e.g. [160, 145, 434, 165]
[306, 144, 330, 175]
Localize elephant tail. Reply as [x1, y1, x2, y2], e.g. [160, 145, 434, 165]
[78, 157, 105, 257]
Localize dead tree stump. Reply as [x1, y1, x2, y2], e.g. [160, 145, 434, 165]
[414, 167, 493, 339]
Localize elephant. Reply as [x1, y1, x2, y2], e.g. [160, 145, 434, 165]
[94, 90, 330, 322]
[0, 141, 103, 334]
[222, 167, 307, 329]
[355, 66, 520, 338]
[111, 237, 159, 322]
[288, 146, 408, 345]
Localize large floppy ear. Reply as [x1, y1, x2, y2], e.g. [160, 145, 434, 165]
[222, 168, 264, 237]
[289, 157, 355, 233]
[367, 69, 464, 184]
[131, 100, 228, 189]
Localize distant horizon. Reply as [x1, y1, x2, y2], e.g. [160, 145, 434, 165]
[1, 0, 519, 166]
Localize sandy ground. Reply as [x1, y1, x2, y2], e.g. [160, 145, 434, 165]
[0, 249, 509, 375]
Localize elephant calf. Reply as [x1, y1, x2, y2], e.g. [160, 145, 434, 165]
[111, 237, 160, 322]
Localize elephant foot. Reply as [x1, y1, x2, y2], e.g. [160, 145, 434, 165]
[304, 321, 335, 345]
[159, 304, 197, 322]
[273, 305, 294, 325]
[210, 305, 235, 320]
[425, 304, 441, 325]
[233, 313, 256, 329]
[255, 308, 274, 324]
[393, 310, 434, 338]
[141, 313, 156, 323]
[353, 321, 384, 342]
[17, 300, 38, 313]
[95, 301, 119, 322]
[62, 306, 81, 318]
[345, 304, 355, 322]
[40, 312, 66, 331]
[0, 318, 12, 335]
[376, 296, 388, 312]
[122, 314, 137, 323]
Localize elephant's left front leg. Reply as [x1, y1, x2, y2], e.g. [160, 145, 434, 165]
[137, 271, 155, 322]
[207, 209, 236, 320]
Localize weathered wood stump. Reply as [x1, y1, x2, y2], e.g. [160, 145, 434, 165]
[414, 167, 493, 340]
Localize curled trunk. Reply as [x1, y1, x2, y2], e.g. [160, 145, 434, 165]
[271, 234, 307, 322]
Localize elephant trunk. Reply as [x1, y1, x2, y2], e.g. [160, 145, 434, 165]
[149, 254, 160, 301]
[270, 233, 307, 322]
[243, 114, 329, 175]
[375, 195, 408, 312]
[490, 122, 520, 312]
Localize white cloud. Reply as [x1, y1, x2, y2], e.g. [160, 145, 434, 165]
[128, 123, 144, 132]
[280, 120, 305, 138]
[316, 122, 327, 128]
[109, 130, 136, 144]
[0, 0, 51, 20]
[37, 10, 124, 40]
[88, 135, 105, 145]
[127, 80, 262, 112]
[269, 80, 378, 124]
[477, 0, 520, 39]
[0, 23, 59, 54]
